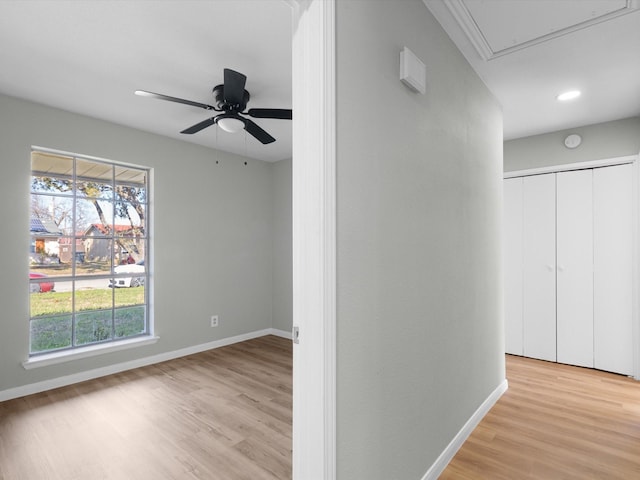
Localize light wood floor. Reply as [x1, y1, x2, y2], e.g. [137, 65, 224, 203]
[0, 335, 292, 480]
[3, 341, 640, 480]
[441, 354, 640, 479]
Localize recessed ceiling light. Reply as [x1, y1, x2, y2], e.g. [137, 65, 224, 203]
[557, 90, 581, 101]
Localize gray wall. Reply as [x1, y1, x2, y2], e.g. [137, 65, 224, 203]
[504, 116, 640, 172]
[272, 158, 293, 333]
[335, 1, 504, 478]
[0, 93, 292, 393]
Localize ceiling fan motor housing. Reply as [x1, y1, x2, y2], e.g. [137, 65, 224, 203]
[213, 84, 250, 112]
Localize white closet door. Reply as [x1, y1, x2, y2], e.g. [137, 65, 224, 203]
[504, 177, 523, 355]
[523, 174, 557, 362]
[594, 164, 634, 375]
[556, 170, 594, 368]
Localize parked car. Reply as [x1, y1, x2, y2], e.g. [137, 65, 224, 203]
[109, 260, 145, 288]
[29, 272, 55, 293]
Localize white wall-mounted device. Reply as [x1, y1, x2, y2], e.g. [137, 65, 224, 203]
[400, 46, 426, 94]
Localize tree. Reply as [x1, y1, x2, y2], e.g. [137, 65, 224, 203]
[31, 175, 146, 264]
[31, 195, 71, 229]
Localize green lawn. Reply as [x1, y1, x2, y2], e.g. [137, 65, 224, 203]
[30, 287, 144, 316]
[30, 288, 146, 354]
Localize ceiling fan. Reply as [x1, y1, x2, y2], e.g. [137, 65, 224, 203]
[135, 68, 292, 144]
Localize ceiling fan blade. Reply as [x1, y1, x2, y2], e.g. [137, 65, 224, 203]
[244, 118, 276, 144]
[247, 108, 292, 120]
[135, 90, 215, 110]
[180, 117, 217, 134]
[223, 68, 247, 106]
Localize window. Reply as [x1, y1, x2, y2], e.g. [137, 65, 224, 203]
[29, 149, 150, 355]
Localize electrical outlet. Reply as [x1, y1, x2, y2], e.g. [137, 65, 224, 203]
[210, 315, 219, 327]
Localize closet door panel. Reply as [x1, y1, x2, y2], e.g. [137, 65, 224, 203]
[523, 174, 557, 362]
[504, 177, 524, 355]
[594, 164, 633, 375]
[556, 170, 594, 368]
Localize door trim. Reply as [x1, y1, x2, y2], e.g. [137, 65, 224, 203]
[504, 155, 637, 179]
[289, 0, 337, 477]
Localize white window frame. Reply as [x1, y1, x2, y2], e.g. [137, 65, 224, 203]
[28, 146, 153, 362]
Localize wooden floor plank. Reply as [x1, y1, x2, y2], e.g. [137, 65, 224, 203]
[440, 355, 640, 479]
[0, 335, 292, 480]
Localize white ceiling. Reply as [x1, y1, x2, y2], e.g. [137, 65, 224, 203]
[0, 1, 292, 162]
[424, 0, 640, 140]
[0, 1, 638, 160]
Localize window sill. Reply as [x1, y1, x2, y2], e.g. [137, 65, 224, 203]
[22, 336, 160, 370]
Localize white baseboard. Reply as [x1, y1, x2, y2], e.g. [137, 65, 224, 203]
[421, 378, 509, 480]
[0, 328, 288, 403]
[269, 327, 293, 339]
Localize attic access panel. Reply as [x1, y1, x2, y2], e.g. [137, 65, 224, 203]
[452, 0, 635, 59]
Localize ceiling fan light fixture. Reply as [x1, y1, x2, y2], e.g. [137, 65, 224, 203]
[217, 116, 245, 133]
[136, 68, 291, 144]
[557, 90, 581, 101]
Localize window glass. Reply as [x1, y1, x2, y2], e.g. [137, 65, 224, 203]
[29, 149, 150, 355]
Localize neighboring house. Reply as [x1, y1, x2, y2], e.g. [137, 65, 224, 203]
[58, 236, 85, 263]
[29, 217, 62, 264]
[83, 223, 140, 263]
